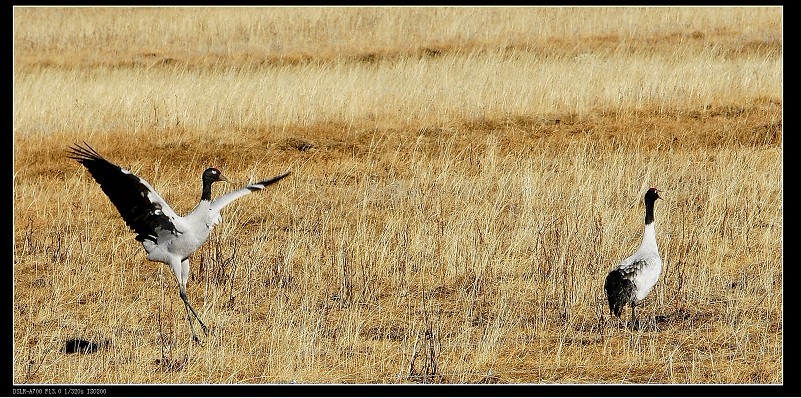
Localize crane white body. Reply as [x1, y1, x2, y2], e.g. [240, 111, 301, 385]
[614, 223, 662, 303]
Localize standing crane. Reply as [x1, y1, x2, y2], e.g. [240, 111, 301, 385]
[604, 187, 663, 328]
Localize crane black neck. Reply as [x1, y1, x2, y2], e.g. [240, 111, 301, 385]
[644, 197, 657, 225]
[201, 171, 218, 202]
[201, 180, 213, 202]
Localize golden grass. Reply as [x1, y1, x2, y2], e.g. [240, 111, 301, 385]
[13, 49, 782, 137]
[13, 6, 782, 385]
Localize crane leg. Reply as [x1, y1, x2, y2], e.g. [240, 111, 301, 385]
[183, 301, 200, 343]
[180, 289, 208, 343]
[181, 291, 207, 330]
[176, 259, 208, 342]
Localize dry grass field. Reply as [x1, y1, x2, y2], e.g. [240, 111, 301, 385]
[13, 7, 782, 387]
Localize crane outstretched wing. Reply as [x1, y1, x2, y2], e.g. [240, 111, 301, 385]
[67, 142, 181, 243]
[209, 170, 291, 216]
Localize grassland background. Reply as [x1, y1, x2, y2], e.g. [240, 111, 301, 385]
[13, 6, 782, 386]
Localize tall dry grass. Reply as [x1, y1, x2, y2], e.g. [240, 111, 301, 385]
[13, 48, 781, 137]
[13, 7, 781, 385]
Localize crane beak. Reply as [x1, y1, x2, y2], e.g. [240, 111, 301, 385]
[219, 174, 230, 183]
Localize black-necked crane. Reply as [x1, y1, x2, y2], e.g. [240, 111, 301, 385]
[604, 187, 663, 327]
[67, 142, 290, 342]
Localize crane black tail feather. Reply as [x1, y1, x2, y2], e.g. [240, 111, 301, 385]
[604, 270, 635, 318]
